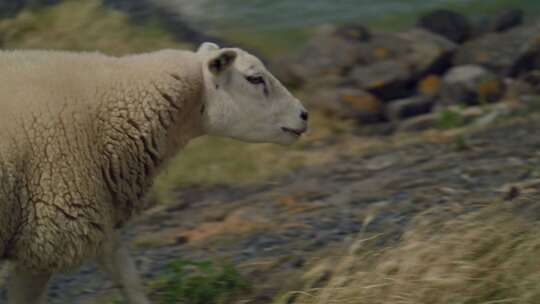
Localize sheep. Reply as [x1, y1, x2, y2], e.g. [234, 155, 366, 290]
[0, 42, 308, 304]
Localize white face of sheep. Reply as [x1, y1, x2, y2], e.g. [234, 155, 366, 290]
[198, 42, 308, 145]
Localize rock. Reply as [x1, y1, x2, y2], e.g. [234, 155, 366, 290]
[349, 60, 413, 100]
[490, 9, 524, 32]
[334, 24, 371, 42]
[454, 23, 540, 76]
[386, 95, 436, 121]
[275, 24, 364, 87]
[397, 113, 437, 132]
[472, 105, 510, 128]
[308, 88, 385, 123]
[280, 26, 456, 92]
[396, 29, 457, 76]
[418, 74, 442, 95]
[349, 29, 456, 100]
[460, 106, 491, 124]
[417, 9, 471, 43]
[519, 70, 540, 89]
[440, 65, 505, 107]
[355, 32, 409, 65]
[358, 29, 456, 75]
[504, 78, 538, 100]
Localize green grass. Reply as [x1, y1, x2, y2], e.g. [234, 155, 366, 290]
[435, 109, 466, 130]
[152, 136, 305, 203]
[150, 258, 250, 304]
[453, 134, 470, 151]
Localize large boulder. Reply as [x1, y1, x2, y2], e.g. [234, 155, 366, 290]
[274, 24, 368, 87]
[417, 9, 471, 43]
[439, 65, 505, 107]
[397, 29, 457, 76]
[354, 32, 410, 65]
[349, 60, 412, 100]
[307, 88, 385, 123]
[356, 29, 456, 74]
[454, 23, 540, 76]
[349, 29, 456, 100]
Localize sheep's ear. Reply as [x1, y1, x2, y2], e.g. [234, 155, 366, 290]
[208, 50, 237, 75]
[198, 42, 220, 53]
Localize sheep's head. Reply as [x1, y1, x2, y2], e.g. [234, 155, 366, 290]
[197, 42, 308, 145]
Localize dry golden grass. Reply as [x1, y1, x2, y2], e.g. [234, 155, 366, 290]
[293, 196, 540, 304]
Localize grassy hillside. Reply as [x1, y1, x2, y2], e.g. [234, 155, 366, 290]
[0, 0, 190, 54]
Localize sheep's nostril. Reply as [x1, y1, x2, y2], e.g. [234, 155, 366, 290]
[300, 111, 309, 121]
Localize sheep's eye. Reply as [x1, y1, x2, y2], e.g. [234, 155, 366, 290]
[246, 75, 265, 85]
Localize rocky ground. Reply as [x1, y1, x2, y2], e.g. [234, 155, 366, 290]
[1, 105, 534, 303]
[275, 8, 540, 133]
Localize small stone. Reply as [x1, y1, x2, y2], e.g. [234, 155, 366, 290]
[175, 235, 189, 245]
[440, 65, 504, 107]
[418, 74, 442, 95]
[503, 78, 537, 100]
[290, 256, 306, 268]
[386, 95, 436, 121]
[504, 186, 521, 201]
[308, 88, 385, 123]
[397, 113, 436, 132]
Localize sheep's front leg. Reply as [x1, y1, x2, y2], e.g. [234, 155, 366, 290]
[97, 230, 149, 304]
[8, 264, 51, 304]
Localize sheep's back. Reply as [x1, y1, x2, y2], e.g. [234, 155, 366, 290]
[0, 48, 203, 270]
[0, 50, 119, 269]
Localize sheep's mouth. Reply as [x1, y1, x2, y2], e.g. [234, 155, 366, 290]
[281, 126, 306, 137]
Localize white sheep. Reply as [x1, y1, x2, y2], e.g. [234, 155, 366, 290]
[0, 42, 308, 304]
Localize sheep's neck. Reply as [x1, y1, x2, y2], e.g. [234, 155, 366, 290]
[100, 72, 204, 226]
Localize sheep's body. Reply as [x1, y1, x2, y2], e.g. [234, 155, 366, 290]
[0, 49, 204, 272]
[0, 43, 308, 304]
